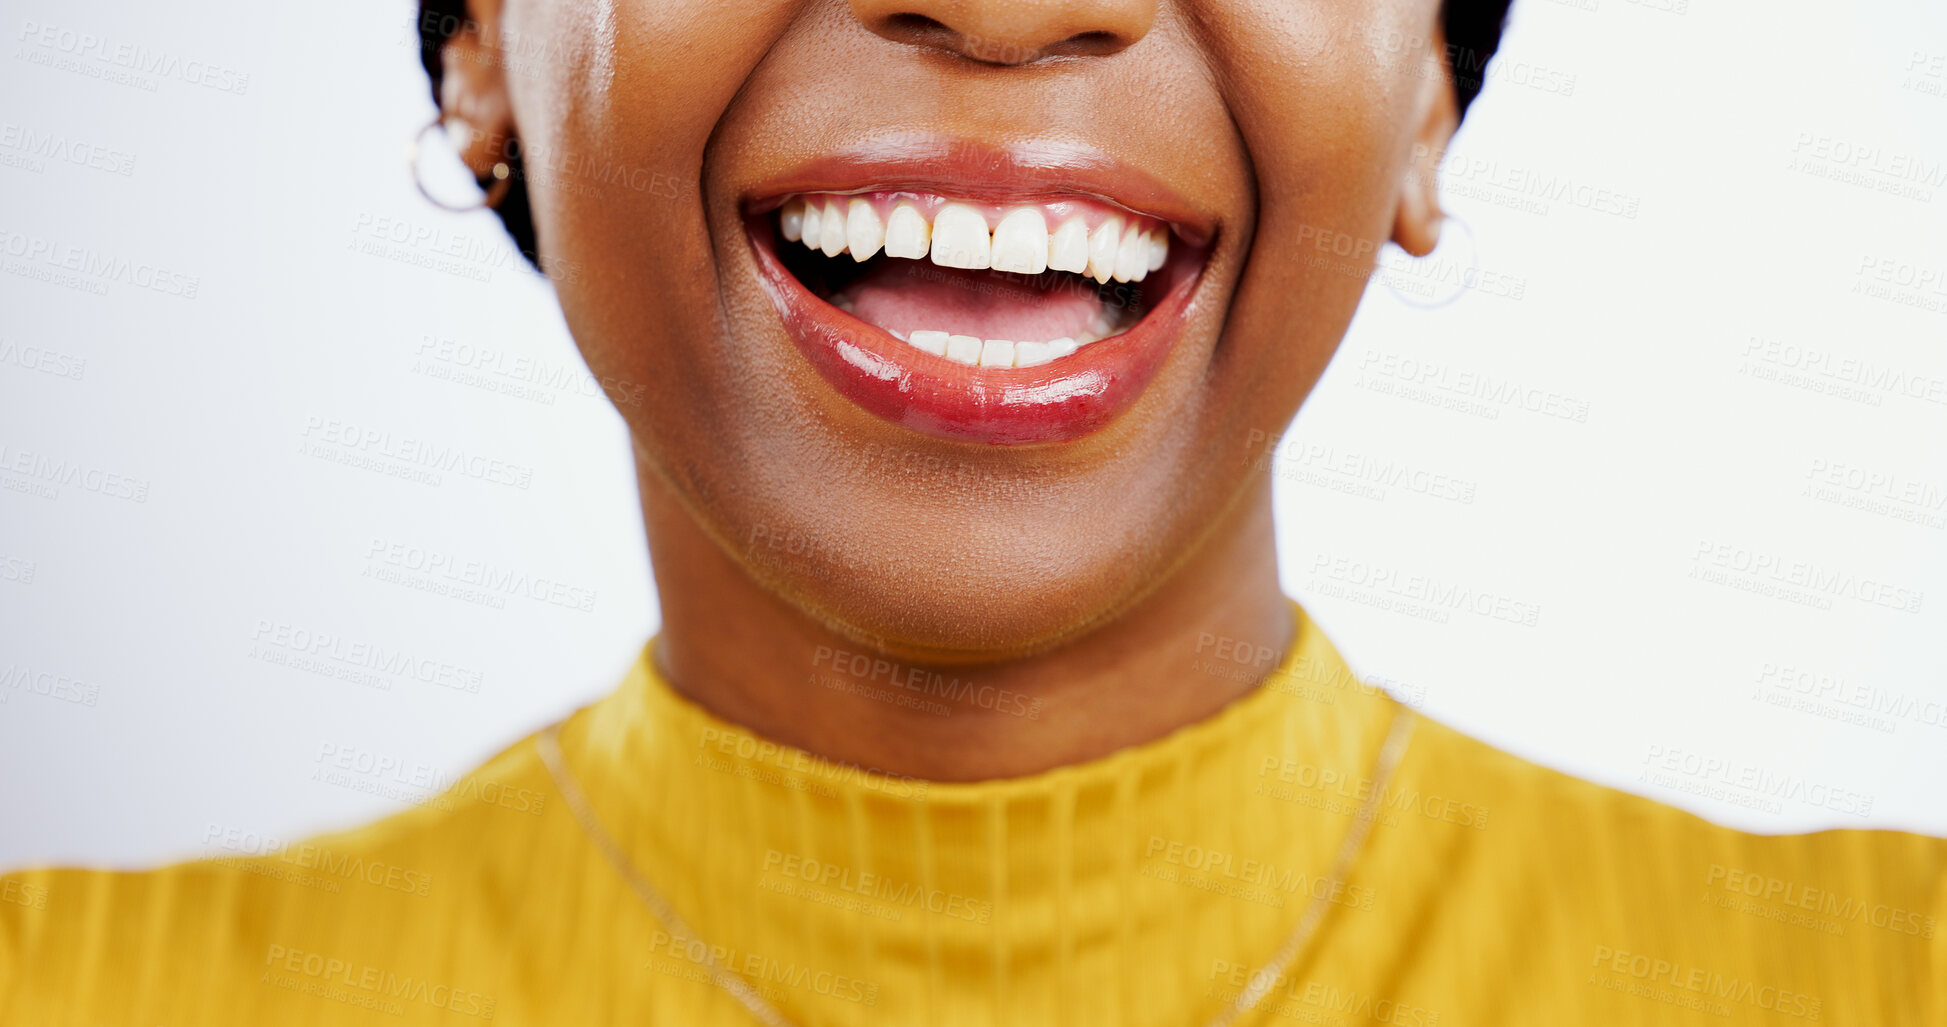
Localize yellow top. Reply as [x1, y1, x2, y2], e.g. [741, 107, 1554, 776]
[3, 605, 1943, 1025]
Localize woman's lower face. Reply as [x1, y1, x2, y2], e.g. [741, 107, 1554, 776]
[472, 0, 1451, 652]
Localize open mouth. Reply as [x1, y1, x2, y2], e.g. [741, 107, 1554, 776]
[745, 148, 1212, 445]
[778, 192, 1172, 366]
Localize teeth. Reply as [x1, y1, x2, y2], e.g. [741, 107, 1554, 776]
[893, 330, 1097, 367]
[884, 204, 930, 260]
[784, 194, 1175, 285]
[979, 340, 1017, 367]
[1014, 340, 1052, 367]
[1049, 216, 1090, 274]
[1113, 222, 1147, 282]
[945, 334, 984, 365]
[846, 199, 883, 262]
[907, 330, 949, 356]
[799, 203, 822, 250]
[1087, 218, 1121, 284]
[990, 209, 1049, 275]
[780, 199, 806, 243]
[930, 204, 991, 270]
[819, 200, 847, 258]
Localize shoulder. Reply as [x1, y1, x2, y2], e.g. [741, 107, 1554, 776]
[0, 730, 555, 1025]
[1376, 711, 1946, 1022]
[1405, 709, 1947, 890]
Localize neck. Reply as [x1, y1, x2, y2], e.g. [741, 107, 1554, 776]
[637, 453, 1291, 781]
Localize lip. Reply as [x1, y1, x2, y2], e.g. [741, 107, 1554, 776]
[744, 136, 1214, 446]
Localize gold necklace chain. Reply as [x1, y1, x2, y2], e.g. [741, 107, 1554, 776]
[537, 705, 1417, 1027]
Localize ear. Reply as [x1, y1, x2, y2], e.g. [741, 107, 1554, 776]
[1390, 27, 1461, 257]
[435, 1, 519, 182]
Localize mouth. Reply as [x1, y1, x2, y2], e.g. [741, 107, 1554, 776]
[746, 142, 1213, 445]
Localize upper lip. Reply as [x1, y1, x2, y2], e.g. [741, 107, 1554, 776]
[742, 132, 1217, 246]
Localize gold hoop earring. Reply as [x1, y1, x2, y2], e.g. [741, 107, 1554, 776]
[407, 114, 513, 213]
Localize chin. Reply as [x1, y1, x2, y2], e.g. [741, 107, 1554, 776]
[725, 495, 1170, 657]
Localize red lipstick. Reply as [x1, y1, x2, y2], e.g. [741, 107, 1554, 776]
[744, 137, 1213, 446]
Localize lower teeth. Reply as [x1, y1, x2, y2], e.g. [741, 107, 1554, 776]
[901, 330, 1094, 368]
[803, 233, 1139, 370]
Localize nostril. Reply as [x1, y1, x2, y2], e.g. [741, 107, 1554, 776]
[850, 0, 1156, 64]
[1054, 30, 1123, 57]
[877, 12, 958, 48]
[852, 0, 1152, 64]
[882, 12, 946, 34]
[877, 12, 1039, 65]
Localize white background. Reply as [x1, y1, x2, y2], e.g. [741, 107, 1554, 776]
[1, 0, 1943, 871]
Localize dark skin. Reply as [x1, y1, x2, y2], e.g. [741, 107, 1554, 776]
[436, 0, 1457, 781]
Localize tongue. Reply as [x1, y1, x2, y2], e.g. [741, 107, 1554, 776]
[834, 259, 1108, 342]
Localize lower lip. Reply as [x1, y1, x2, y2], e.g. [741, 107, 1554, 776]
[748, 217, 1203, 446]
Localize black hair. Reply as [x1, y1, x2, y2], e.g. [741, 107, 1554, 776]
[414, 0, 540, 262]
[413, 0, 1514, 262]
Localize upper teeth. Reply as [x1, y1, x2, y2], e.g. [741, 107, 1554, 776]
[778, 195, 1169, 284]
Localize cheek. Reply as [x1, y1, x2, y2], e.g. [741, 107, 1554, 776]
[501, 1, 795, 283]
[1208, 0, 1433, 229]
[500, 5, 805, 446]
[1200, 3, 1435, 410]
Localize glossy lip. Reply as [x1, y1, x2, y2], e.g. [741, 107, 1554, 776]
[744, 136, 1214, 446]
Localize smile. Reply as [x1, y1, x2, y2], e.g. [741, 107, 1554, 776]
[746, 140, 1213, 445]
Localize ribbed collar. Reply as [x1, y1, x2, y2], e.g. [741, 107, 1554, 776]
[555, 603, 1403, 1026]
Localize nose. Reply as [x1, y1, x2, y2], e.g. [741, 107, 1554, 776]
[847, 0, 1157, 65]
